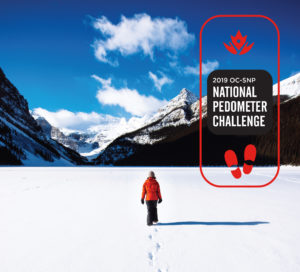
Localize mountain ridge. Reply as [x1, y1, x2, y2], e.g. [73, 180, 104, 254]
[2, 67, 300, 166]
[93, 88, 202, 165]
[93, 72, 300, 166]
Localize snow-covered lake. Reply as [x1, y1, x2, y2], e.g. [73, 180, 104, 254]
[0, 167, 299, 272]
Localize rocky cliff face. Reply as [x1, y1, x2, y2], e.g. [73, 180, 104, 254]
[36, 117, 79, 151]
[0, 68, 88, 165]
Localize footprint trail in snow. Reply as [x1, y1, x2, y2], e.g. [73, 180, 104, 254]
[147, 227, 168, 272]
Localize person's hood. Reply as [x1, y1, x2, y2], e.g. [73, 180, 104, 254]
[147, 177, 157, 182]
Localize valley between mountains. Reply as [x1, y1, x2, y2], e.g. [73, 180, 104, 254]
[1, 67, 300, 166]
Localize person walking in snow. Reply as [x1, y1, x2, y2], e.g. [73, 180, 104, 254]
[141, 171, 162, 226]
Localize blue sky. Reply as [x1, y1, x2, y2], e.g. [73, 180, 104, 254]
[0, 0, 299, 130]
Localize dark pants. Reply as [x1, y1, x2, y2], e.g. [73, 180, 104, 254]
[146, 200, 158, 226]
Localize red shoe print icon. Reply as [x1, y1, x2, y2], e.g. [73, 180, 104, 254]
[224, 145, 257, 179]
[224, 150, 242, 179]
[243, 144, 257, 174]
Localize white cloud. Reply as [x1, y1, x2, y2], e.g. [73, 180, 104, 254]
[149, 71, 173, 91]
[32, 107, 150, 138]
[183, 65, 199, 76]
[184, 60, 219, 76]
[202, 60, 219, 75]
[92, 13, 195, 65]
[32, 107, 120, 131]
[92, 74, 167, 116]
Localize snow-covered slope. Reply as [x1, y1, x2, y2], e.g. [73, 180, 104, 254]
[0, 68, 87, 165]
[130, 89, 200, 145]
[147, 88, 198, 124]
[273, 72, 300, 99]
[0, 167, 299, 272]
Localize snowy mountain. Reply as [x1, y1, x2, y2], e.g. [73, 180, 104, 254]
[126, 88, 201, 145]
[94, 73, 300, 166]
[32, 111, 149, 160]
[273, 72, 300, 99]
[35, 117, 79, 151]
[0, 68, 88, 165]
[32, 89, 202, 161]
[31, 115, 102, 158]
[147, 88, 198, 124]
[2, 67, 300, 166]
[94, 88, 203, 165]
[31, 88, 206, 163]
[32, 72, 300, 164]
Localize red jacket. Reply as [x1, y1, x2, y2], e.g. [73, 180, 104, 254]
[141, 177, 162, 201]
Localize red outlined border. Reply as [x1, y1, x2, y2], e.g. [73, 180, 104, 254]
[199, 15, 280, 188]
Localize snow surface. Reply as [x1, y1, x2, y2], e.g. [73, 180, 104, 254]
[0, 167, 300, 272]
[22, 151, 72, 166]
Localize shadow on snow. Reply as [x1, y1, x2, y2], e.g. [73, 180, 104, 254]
[157, 221, 269, 226]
